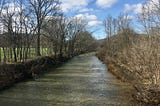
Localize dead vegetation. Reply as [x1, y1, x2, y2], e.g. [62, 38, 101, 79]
[97, 0, 160, 104]
[98, 27, 160, 106]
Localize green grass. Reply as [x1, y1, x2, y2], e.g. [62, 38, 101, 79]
[0, 47, 53, 62]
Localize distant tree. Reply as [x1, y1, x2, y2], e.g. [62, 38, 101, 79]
[67, 17, 86, 57]
[103, 13, 134, 57]
[42, 14, 67, 57]
[75, 31, 96, 53]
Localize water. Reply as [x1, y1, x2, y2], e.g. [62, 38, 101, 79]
[0, 53, 135, 106]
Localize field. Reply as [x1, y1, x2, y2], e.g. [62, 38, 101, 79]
[0, 47, 53, 63]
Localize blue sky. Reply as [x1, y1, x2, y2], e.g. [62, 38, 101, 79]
[61, 0, 146, 39]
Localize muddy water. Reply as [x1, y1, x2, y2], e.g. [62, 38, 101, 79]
[0, 53, 135, 106]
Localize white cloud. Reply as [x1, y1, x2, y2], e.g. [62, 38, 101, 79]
[124, 0, 160, 15]
[86, 14, 97, 20]
[60, 0, 90, 13]
[88, 21, 102, 27]
[74, 13, 102, 27]
[74, 13, 97, 21]
[96, 0, 118, 8]
[79, 8, 94, 12]
[124, 3, 142, 14]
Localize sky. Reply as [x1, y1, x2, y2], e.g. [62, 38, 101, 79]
[60, 0, 146, 39]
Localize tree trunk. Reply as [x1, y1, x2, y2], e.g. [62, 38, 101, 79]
[59, 38, 63, 58]
[36, 28, 41, 56]
[13, 47, 17, 62]
[0, 47, 1, 63]
[2, 47, 6, 63]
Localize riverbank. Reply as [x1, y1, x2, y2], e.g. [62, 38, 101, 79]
[99, 57, 136, 82]
[96, 54, 160, 106]
[0, 55, 70, 90]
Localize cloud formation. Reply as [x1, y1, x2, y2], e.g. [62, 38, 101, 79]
[124, 0, 159, 15]
[79, 8, 94, 13]
[96, 0, 118, 8]
[124, 3, 142, 14]
[61, 0, 90, 13]
[61, 0, 118, 13]
[88, 21, 102, 27]
[74, 13, 102, 27]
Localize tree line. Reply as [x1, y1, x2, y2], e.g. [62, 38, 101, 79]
[0, 0, 96, 63]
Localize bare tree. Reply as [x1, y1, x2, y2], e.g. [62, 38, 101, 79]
[0, 1, 17, 62]
[104, 15, 117, 37]
[103, 13, 134, 57]
[67, 17, 86, 57]
[0, 0, 93, 63]
[42, 14, 65, 57]
[28, 0, 60, 56]
[103, 15, 117, 56]
[75, 31, 96, 53]
[136, 0, 160, 84]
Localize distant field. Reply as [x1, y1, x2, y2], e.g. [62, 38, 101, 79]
[0, 47, 52, 62]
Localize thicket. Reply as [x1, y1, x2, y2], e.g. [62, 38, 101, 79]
[97, 0, 160, 105]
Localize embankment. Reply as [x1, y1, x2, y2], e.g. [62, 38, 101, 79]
[97, 55, 160, 106]
[0, 56, 69, 90]
[105, 58, 135, 82]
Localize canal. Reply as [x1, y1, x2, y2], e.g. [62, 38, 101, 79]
[0, 53, 134, 106]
